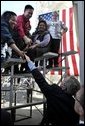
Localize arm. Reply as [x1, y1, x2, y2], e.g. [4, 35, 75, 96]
[28, 33, 51, 49]
[61, 21, 68, 35]
[10, 43, 25, 59]
[17, 16, 32, 45]
[36, 34, 51, 47]
[1, 21, 25, 59]
[25, 55, 51, 97]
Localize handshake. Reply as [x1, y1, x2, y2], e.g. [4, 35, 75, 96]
[23, 35, 33, 51]
[23, 35, 32, 45]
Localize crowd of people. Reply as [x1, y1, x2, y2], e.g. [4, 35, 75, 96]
[1, 4, 68, 73]
[1, 4, 84, 126]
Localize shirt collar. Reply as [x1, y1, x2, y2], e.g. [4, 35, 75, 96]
[23, 14, 29, 22]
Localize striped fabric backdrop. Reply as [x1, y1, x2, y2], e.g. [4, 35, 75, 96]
[39, 7, 80, 76]
[58, 7, 79, 76]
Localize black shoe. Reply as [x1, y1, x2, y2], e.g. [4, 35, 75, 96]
[46, 65, 52, 69]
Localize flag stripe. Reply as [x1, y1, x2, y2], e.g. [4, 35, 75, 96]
[65, 8, 74, 75]
[73, 10, 80, 75]
[62, 9, 70, 75]
[69, 8, 79, 75]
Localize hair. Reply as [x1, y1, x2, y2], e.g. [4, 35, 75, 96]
[1, 11, 17, 22]
[65, 76, 80, 96]
[37, 20, 48, 31]
[24, 5, 34, 11]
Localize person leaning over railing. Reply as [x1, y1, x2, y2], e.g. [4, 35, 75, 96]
[24, 54, 80, 126]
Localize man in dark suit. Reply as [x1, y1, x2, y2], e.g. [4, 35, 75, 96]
[24, 54, 80, 126]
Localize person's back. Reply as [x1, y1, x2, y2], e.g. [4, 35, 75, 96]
[31, 69, 79, 126]
[42, 84, 79, 126]
[24, 55, 80, 126]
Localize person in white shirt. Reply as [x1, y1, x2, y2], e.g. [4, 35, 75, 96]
[47, 11, 68, 68]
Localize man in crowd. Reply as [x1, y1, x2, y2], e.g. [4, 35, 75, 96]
[24, 54, 80, 126]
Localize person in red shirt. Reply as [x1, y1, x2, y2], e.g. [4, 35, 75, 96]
[17, 5, 34, 46]
[16, 5, 34, 73]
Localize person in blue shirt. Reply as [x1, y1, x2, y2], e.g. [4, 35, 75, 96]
[1, 11, 26, 74]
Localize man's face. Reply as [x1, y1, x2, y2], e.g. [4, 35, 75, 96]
[24, 9, 33, 19]
[60, 76, 70, 90]
[9, 16, 17, 29]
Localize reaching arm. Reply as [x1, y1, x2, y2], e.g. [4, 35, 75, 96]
[25, 55, 51, 97]
[10, 43, 25, 59]
[61, 21, 68, 35]
[1, 21, 25, 59]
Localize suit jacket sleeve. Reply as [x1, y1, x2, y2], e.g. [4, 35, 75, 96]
[31, 69, 51, 97]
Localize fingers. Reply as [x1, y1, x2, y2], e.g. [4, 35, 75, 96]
[20, 51, 25, 60]
[24, 54, 27, 59]
[24, 54, 30, 61]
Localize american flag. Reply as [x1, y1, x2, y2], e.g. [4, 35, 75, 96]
[39, 7, 80, 76]
[39, 11, 59, 21]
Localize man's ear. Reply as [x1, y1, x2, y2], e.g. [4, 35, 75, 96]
[78, 105, 84, 116]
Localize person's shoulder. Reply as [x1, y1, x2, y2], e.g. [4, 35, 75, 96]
[1, 19, 8, 26]
[45, 30, 51, 34]
[44, 31, 51, 37]
[17, 14, 23, 19]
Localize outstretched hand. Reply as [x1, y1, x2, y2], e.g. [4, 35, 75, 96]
[24, 54, 30, 62]
[19, 51, 25, 60]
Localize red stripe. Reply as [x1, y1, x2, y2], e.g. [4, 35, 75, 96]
[58, 50, 63, 75]
[69, 8, 79, 75]
[50, 70, 55, 75]
[62, 9, 70, 75]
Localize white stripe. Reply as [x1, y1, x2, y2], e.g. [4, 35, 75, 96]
[73, 12, 80, 75]
[66, 8, 74, 75]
